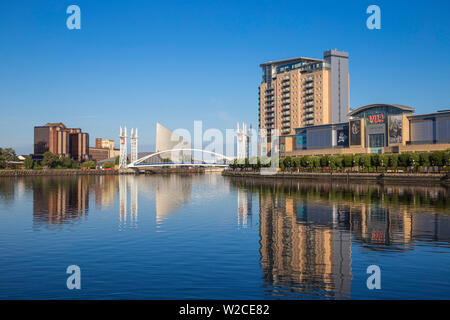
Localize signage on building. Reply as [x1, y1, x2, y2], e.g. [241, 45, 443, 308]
[295, 132, 306, 150]
[388, 115, 403, 144]
[368, 114, 384, 124]
[336, 126, 349, 147]
[350, 120, 361, 146]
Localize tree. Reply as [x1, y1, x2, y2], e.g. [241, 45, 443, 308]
[430, 151, 444, 166]
[42, 152, 61, 168]
[114, 156, 120, 165]
[380, 154, 390, 169]
[343, 154, 353, 168]
[0, 147, 18, 169]
[311, 156, 320, 169]
[24, 156, 34, 169]
[388, 154, 399, 168]
[360, 154, 371, 169]
[409, 153, 420, 169]
[371, 154, 381, 169]
[283, 157, 292, 170]
[103, 162, 114, 169]
[320, 155, 330, 167]
[81, 161, 96, 169]
[419, 152, 431, 167]
[61, 156, 77, 169]
[398, 153, 411, 167]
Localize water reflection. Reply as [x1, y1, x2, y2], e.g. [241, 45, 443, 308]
[32, 177, 90, 229]
[1, 175, 449, 299]
[229, 178, 450, 298]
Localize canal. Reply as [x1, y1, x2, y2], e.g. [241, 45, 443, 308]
[0, 174, 449, 299]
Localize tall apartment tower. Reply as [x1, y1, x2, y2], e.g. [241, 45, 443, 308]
[324, 50, 350, 124]
[258, 50, 349, 136]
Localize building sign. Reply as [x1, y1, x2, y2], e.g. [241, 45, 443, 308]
[368, 114, 384, 124]
[389, 115, 403, 144]
[295, 132, 306, 150]
[350, 120, 361, 146]
[336, 126, 349, 147]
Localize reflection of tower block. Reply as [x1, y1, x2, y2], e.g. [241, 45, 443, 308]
[237, 188, 252, 227]
[119, 126, 128, 168]
[237, 122, 251, 161]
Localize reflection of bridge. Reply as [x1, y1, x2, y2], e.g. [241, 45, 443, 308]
[127, 148, 234, 168]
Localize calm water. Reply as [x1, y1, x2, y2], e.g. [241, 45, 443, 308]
[0, 174, 449, 299]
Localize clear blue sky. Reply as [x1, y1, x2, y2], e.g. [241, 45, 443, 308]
[1, 0, 449, 154]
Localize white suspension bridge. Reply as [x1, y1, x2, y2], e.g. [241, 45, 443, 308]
[118, 124, 251, 170]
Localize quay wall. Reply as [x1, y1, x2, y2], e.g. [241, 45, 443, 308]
[223, 170, 450, 186]
[0, 169, 119, 177]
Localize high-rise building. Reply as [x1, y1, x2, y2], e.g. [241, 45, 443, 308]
[34, 122, 89, 162]
[258, 50, 349, 136]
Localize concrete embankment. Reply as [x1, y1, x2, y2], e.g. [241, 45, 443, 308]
[223, 170, 450, 186]
[0, 169, 119, 177]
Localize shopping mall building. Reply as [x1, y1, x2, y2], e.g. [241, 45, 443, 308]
[266, 104, 450, 157]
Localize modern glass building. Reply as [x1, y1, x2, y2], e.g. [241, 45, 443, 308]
[277, 104, 450, 156]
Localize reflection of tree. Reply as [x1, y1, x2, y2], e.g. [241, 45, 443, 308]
[0, 178, 15, 206]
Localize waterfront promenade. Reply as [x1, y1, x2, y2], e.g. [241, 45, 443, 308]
[223, 170, 450, 186]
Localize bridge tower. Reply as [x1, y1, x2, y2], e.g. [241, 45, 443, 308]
[237, 122, 250, 160]
[119, 126, 128, 168]
[130, 128, 138, 164]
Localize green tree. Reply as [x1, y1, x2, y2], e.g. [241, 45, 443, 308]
[371, 154, 381, 168]
[419, 152, 431, 167]
[360, 154, 371, 169]
[380, 154, 390, 169]
[114, 156, 120, 165]
[343, 154, 353, 168]
[61, 156, 77, 169]
[81, 161, 96, 169]
[283, 157, 292, 170]
[389, 154, 399, 168]
[320, 155, 330, 167]
[410, 153, 420, 168]
[398, 153, 411, 167]
[103, 162, 115, 169]
[430, 151, 444, 166]
[353, 154, 361, 168]
[311, 156, 320, 169]
[0, 147, 18, 169]
[24, 156, 34, 169]
[42, 152, 61, 168]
